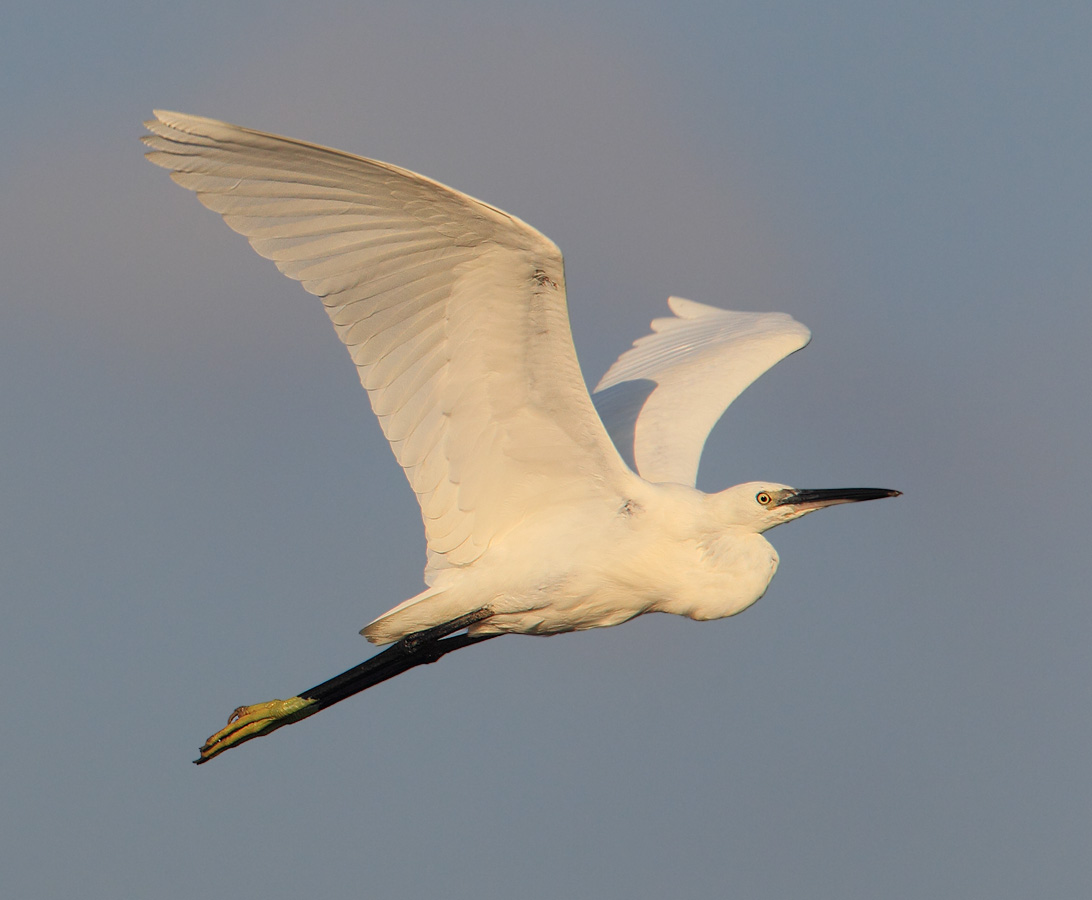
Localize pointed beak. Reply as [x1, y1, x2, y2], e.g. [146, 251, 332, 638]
[774, 487, 902, 510]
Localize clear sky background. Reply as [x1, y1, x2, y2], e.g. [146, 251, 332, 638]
[3, 2, 1089, 898]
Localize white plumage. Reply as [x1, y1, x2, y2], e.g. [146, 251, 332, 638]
[143, 111, 895, 650]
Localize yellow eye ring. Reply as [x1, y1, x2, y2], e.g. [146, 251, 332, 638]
[756, 491, 772, 506]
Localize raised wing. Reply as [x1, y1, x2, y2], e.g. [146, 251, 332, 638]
[143, 111, 630, 581]
[592, 297, 810, 486]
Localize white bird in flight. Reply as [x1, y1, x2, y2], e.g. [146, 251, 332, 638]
[142, 111, 899, 763]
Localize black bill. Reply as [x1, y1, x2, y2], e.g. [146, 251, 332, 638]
[775, 487, 902, 509]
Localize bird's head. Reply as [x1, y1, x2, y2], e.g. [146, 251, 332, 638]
[714, 481, 901, 533]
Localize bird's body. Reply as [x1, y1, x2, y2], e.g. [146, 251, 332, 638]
[141, 111, 898, 762]
[369, 480, 781, 643]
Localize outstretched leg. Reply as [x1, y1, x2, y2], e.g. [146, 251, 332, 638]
[195, 608, 495, 764]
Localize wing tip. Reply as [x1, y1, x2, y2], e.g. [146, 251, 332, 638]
[667, 296, 809, 336]
[666, 296, 714, 318]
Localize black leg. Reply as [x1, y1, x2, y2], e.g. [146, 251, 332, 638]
[195, 607, 496, 764]
[299, 629, 497, 710]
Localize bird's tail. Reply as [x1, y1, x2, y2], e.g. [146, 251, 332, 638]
[361, 588, 475, 644]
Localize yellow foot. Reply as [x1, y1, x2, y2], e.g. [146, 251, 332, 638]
[195, 696, 317, 764]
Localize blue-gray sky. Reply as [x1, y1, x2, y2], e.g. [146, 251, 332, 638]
[3, 2, 1090, 897]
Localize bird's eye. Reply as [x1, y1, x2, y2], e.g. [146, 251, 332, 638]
[756, 491, 772, 506]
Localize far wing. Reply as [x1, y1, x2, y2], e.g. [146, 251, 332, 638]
[144, 111, 630, 582]
[592, 297, 810, 486]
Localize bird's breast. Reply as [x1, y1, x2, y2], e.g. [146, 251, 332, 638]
[645, 530, 780, 622]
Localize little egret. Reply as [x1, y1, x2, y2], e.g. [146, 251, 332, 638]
[142, 112, 899, 763]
